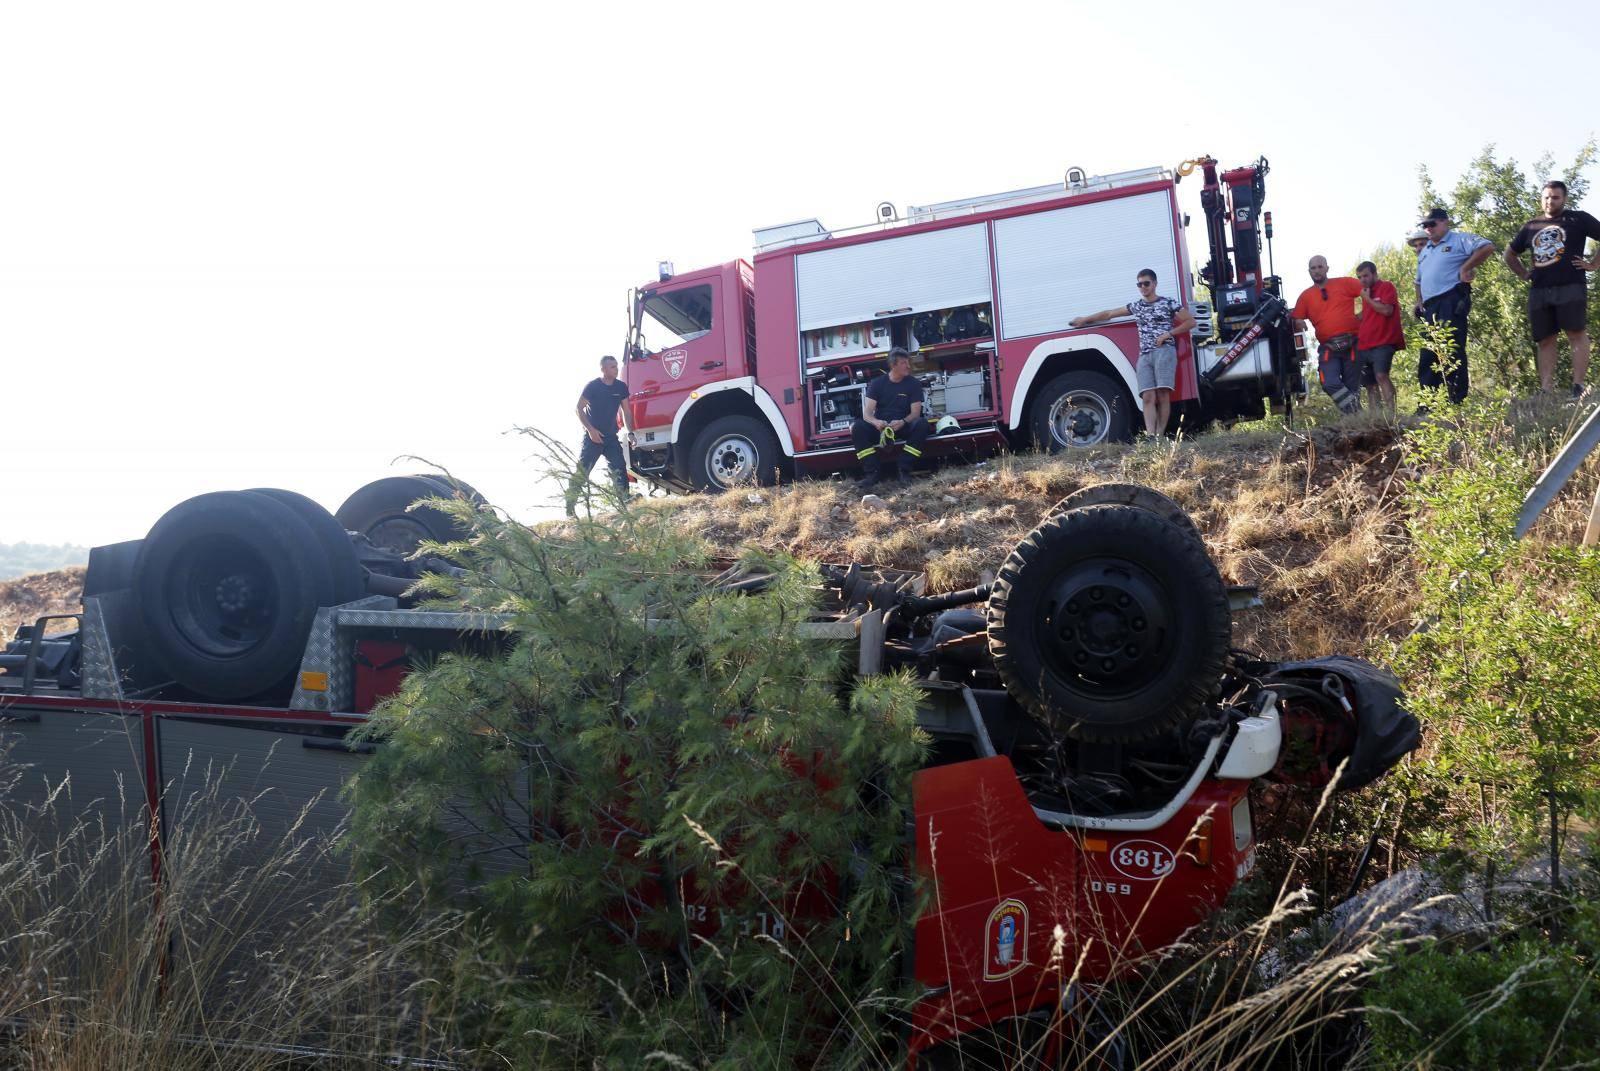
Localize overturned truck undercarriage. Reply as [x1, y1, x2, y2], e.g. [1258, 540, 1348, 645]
[0, 478, 1419, 1064]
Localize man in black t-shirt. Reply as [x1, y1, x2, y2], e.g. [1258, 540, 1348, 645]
[1505, 179, 1600, 399]
[851, 348, 930, 488]
[565, 355, 635, 515]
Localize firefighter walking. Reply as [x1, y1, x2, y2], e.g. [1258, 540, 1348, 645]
[565, 355, 635, 515]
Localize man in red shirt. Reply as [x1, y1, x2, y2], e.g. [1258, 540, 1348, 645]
[1291, 255, 1365, 414]
[1355, 260, 1405, 415]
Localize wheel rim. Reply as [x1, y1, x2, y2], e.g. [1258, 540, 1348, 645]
[1035, 556, 1172, 699]
[166, 535, 277, 658]
[706, 434, 759, 487]
[1048, 391, 1113, 447]
[368, 515, 436, 556]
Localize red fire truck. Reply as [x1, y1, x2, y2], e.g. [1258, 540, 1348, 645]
[623, 157, 1303, 491]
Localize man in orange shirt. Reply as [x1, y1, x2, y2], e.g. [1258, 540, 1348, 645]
[1291, 255, 1365, 414]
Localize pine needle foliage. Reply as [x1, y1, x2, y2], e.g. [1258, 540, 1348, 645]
[344, 459, 929, 1068]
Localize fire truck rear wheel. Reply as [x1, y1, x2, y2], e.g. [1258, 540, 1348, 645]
[987, 504, 1231, 743]
[688, 416, 779, 491]
[335, 475, 471, 557]
[249, 488, 365, 606]
[415, 474, 485, 506]
[1029, 370, 1134, 452]
[1046, 482, 1204, 550]
[133, 490, 330, 701]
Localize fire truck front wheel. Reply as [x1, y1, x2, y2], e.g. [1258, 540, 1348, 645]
[687, 416, 779, 491]
[133, 490, 331, 701]
[1029, 370, 1134, 452]
[987, 503, 1231, 743]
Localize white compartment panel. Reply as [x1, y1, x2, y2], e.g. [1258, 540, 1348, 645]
[995, 191, 1180, 341]
[796, 224, 991, 331]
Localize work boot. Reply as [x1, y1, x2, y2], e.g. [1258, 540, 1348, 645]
[856, 461, 881, 490]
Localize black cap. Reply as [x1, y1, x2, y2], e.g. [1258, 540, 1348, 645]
[1418, 207, 1451, 226]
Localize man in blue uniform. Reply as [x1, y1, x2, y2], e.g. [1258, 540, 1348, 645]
[852, 348, 930, 489]
[1413, 208, 1496, 406]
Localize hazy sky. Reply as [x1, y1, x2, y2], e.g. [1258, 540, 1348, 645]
[4, 0, 1595, 546]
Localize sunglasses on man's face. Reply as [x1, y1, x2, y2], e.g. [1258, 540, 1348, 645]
[1137, 280, 1154, 287]
[1422, 221, 1442, 229]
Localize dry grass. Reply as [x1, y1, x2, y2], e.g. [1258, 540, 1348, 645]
[642, 418, 1424, 661]
[0, 750, 461, 1070]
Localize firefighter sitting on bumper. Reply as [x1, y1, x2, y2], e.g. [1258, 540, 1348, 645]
[853, 347, 929, 488]
[1292, 255, 1365, 414]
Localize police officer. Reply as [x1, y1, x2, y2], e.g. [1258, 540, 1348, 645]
[565, 355, 634, 515]
[852, 348, 930, 488]
[1413, 208, 1496, 406]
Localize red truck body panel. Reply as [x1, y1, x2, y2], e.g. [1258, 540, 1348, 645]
[908, 756, 1250, 1059]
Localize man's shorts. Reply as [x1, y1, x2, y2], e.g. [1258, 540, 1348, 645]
[1529, 283, 1588, 342]
[1358, 345, 1397, 387]
[1136, 343, 1177, 393]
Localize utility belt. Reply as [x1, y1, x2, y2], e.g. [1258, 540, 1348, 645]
[1319, 333, 1357, 357]
[1422, 283, 1471, 318]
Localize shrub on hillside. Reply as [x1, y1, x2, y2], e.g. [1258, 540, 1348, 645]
[344, 479, 928, 1068]
[1367, 926, 1600, 1067]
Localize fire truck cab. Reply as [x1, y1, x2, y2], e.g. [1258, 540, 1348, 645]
[624, 158, 1303, 491]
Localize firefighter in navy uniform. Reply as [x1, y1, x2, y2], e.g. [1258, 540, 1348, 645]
[852, 348, 930, 488]
[565, 355, 635, 515]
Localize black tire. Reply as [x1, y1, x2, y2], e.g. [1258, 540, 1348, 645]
[415, 474, 485, 506]
[134, 491, 330, 701]
[987, 504, 1231, 743]
[1046, 483, 1205, 550]
[687, 415, 780, 491]
[248, 488, 365, 606]
[335, 475, 468, 557]
[1028, 369, 1134, 452]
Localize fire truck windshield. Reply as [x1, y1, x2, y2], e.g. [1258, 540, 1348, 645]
[640, 284, 713, 349]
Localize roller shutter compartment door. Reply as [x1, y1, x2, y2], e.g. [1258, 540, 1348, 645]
[994, 190, 1181, 341]
[795, 223, 992, 332]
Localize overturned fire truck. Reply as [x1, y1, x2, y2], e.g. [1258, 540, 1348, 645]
[0, 478, 1413, 1063]
[623, 156, 1305, 491]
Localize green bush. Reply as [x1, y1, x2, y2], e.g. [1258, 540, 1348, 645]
[343, 482, 927, 1068]
[1393, 398, 1600, 883]
[1366, 935, 1600, 1068]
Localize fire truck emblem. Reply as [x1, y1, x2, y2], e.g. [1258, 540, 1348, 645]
[1532, 225, 1566, 269]
[983, 899, 1029, 980]
[663, 350, 687, 380]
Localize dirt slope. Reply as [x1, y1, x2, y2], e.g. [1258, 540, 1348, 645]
[645, 422, 1415, 662]
[0, 567, 86, 643]
[1, 422, 1419, 662]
